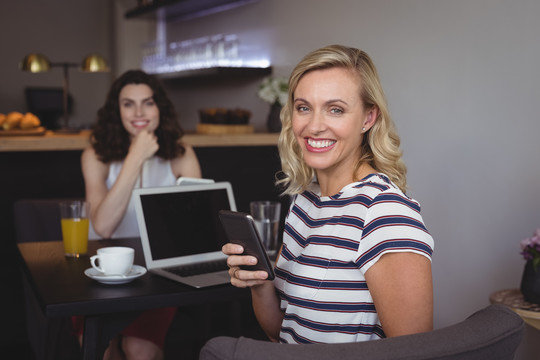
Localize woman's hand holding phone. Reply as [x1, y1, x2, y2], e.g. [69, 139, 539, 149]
[222, 243, 272, 288]
[219, 210, 276, 288]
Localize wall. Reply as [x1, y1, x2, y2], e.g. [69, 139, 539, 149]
[114, 0, 540, 357]
[0, 0, 113, 128]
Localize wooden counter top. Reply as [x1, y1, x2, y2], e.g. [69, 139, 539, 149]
[0, 130, 279, 152]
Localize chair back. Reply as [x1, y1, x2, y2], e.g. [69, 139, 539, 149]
[200, 304, 524, 360]
[13, 198, 83, 243]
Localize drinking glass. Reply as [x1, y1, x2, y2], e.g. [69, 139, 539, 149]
[59, 200, 89, 257]
[250, 201, 281, 254]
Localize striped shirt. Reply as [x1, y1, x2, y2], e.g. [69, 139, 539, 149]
[273, 173, 434, 344]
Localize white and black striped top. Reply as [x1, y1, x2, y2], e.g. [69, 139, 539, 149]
[274, 173, 434, 344]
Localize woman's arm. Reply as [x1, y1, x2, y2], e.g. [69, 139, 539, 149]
[223, 243, 284, 341]
[170, 144, 202, 178]
[82, 131, 158, 238]
[364, 252, 433, 337]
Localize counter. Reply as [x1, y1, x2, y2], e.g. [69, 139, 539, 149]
[0, 130, 279, 152]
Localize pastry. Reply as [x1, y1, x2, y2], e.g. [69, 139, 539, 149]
[3, 112, 24, 130]
[20, 112, 41, 129]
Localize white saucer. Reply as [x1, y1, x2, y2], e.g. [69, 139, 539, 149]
[84, 265, 147, 285]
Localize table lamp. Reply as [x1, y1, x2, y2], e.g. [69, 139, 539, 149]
[20, 53, 110, 133]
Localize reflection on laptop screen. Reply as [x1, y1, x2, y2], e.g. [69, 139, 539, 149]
[140, 188, 231, 260]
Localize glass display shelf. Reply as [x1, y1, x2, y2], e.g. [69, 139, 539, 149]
[125, 0, 260, 21]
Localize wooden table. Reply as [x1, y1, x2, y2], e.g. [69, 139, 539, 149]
[17, 238, 249, 360]
[490, 289, 540, 330]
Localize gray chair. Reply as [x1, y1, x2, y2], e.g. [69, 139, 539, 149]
[13, 198, 83, 243]
[199, 304, 524, 360]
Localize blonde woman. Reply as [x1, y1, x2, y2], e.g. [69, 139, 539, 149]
[223, 45, 434, 344]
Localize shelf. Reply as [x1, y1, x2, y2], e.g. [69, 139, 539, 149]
[126, 0, 260, 21]
[155, 66, 271, 80]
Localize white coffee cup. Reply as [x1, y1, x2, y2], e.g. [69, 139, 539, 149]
[90, 247, 134, 276]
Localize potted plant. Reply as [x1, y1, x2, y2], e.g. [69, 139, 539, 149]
[257, 76, 288, 133]
[520, 229, 540, 304]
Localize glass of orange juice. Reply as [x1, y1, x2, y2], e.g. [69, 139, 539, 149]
[59, 200, 90, 257]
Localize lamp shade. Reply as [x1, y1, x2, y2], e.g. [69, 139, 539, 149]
[20, 53, 51, 73]
[81, 53, 110, 72]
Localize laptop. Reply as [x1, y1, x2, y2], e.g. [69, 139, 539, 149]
[132, 182, 236, 288]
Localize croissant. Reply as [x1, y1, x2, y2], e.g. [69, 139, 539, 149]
[20, 112, 41, 129]
[3, 112, 24, 130]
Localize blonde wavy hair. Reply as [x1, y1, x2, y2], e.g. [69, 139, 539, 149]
[277, 45, 407, 195]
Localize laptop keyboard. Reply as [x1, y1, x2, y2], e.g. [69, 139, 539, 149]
[163, 258, 229, 277]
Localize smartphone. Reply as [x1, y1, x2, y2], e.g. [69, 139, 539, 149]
[218, 210, 275, 280]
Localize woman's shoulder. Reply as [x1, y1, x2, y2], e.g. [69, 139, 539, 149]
[342, 173, 394, 195]
[82, 146, 111, 165]
[170, 143, 195, 164]
[82, 146, 116, 168]
[81, 146, 98, 163]
[354, 174, 423, 213]
[170, 143, 202, 178]
[81, 146, 111, 180]
[343, 173, 419, 205]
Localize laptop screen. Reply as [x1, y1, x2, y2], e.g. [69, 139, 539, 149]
[139, 187, 232, 261]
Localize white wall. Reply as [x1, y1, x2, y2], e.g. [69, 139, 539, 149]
[115, 0, 540, 356]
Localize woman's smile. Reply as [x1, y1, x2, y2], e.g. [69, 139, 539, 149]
[131, 119, 151, 129]
[305, 137, 337, 152]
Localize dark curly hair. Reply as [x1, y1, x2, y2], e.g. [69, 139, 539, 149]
[91, 70, 185, 163]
